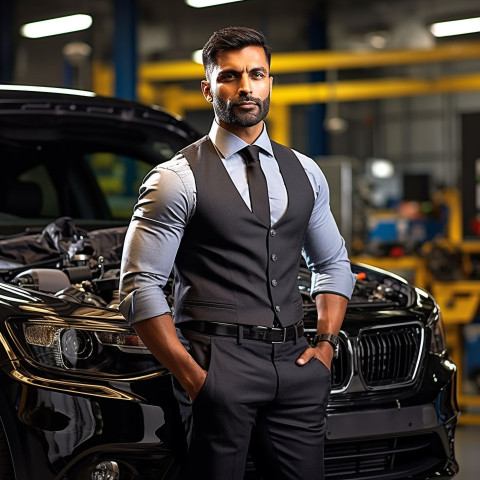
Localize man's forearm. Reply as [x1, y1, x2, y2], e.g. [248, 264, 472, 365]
[132, 314, 206, 401]
[315, 292, 348, 335]
[296, 293, 348, 368]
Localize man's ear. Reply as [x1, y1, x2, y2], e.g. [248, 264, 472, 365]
[269, 76, 273, 95]
[201, 80, 213, 102]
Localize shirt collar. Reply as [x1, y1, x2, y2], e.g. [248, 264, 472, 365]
[208, 121, 274, 159]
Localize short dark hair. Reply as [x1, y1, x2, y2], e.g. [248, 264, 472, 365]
[202, 26, 272, 80]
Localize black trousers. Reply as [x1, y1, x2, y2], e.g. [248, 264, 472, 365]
[177, 329, 331, 480]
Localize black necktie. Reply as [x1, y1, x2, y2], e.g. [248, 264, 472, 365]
[240, 145, 270, 226]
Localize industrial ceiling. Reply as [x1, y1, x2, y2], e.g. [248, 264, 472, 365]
[8, 0, 480, 89]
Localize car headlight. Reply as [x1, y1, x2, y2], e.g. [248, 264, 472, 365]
[6, 317, 165, 377]
[428, 305, 447, 355]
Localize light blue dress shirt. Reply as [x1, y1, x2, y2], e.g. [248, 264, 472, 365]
[119, 122, 356, 325]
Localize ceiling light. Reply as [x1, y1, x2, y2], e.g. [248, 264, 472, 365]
[430, 17, 480, 38]
[192, 49, 203, 64]
[186, 0, 244, 8]
[366, 32, 388, 49]
[370, 158, 395, 179]
[20, 14, 93, 39]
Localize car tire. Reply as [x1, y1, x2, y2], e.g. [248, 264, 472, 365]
[0, 422, 15, 480]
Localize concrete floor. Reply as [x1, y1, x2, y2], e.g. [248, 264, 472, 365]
[454, 425, 480, 479]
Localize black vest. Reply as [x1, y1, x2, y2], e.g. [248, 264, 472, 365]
[174, 136, 314, 327]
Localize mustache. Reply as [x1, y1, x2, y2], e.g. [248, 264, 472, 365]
[231, 95, 262, 106]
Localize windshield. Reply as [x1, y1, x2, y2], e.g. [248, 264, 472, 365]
[0, 101, 197, 235]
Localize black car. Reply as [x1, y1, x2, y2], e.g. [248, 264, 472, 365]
[0, 86, 459, 480]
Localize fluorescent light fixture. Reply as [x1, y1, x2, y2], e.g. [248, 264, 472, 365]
[186, 0, 244, 8]
[430, 17, 480, 38]
[20, 14, 93, 39]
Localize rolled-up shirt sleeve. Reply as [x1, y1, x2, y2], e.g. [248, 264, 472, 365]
[119, 156, 194, 325]
[298, 153, 357, 300]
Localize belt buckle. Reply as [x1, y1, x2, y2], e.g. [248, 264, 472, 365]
[271, 327, 287, 344]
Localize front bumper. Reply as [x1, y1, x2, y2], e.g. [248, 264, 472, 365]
[324, 378, 459, 480]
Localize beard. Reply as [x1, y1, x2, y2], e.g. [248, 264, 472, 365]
[213, 93, 270, 127]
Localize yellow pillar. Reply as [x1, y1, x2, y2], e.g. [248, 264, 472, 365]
[91, 61, 114, 96]
[267, 104, 290, 146]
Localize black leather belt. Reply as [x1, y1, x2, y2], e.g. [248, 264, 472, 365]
[180, 320, 304, 344]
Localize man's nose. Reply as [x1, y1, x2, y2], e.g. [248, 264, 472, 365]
[239, 74, 252, 94]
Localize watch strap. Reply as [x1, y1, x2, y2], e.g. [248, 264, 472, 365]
[313, 333, 339, 358]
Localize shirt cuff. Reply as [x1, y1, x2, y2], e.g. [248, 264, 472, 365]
[310, 270, 357, 300]
[118, 286, 172, 325]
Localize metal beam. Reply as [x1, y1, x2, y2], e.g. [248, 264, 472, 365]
[90, 70, 480, 112]
[114, 0, 137, 100]
[144, 72, 480, 145]
[139, 40, 480, 83]
[272, 73, 480, 104]
[149, 72, 480, 114]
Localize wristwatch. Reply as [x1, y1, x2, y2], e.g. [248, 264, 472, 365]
[312, 333, 340, 359]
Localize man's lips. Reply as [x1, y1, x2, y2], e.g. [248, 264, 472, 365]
[234, 101, 258, 109]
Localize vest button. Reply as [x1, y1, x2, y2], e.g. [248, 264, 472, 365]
[270, 229, 276, 236]
[271, 253, 277, 261]
[271, 279, 278, 287]
[275, 305, 281, 312]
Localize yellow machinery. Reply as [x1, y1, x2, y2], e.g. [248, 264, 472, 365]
[428, 191, 480, 425]
[353, 190, 480, 425]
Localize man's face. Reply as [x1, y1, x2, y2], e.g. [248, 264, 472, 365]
[202, 46, 273, 130]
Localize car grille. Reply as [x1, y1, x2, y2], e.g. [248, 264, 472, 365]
[324, 433, 448, 479]
[306, 321, 424, 393]
[357, 322, 424, 389]
[245, 433, 449, 480]
[331, 334, 351, 391]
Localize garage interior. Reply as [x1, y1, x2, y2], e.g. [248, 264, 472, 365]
[1, 0, 480, 478]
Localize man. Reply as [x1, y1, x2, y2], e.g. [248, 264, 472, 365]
[119, 26, 356, 480]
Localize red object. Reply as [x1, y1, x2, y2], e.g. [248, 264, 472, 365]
[390, 246, 405, 257]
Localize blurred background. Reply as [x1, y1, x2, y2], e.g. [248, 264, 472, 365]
[4, 0, 480, 255]
[2, 0, 480, 448]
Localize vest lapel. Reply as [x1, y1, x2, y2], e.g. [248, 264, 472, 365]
[182, 137, 271, 227]
[270, 141, 315, 228]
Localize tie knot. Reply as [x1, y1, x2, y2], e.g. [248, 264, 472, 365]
[240, 145, 261, 165]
